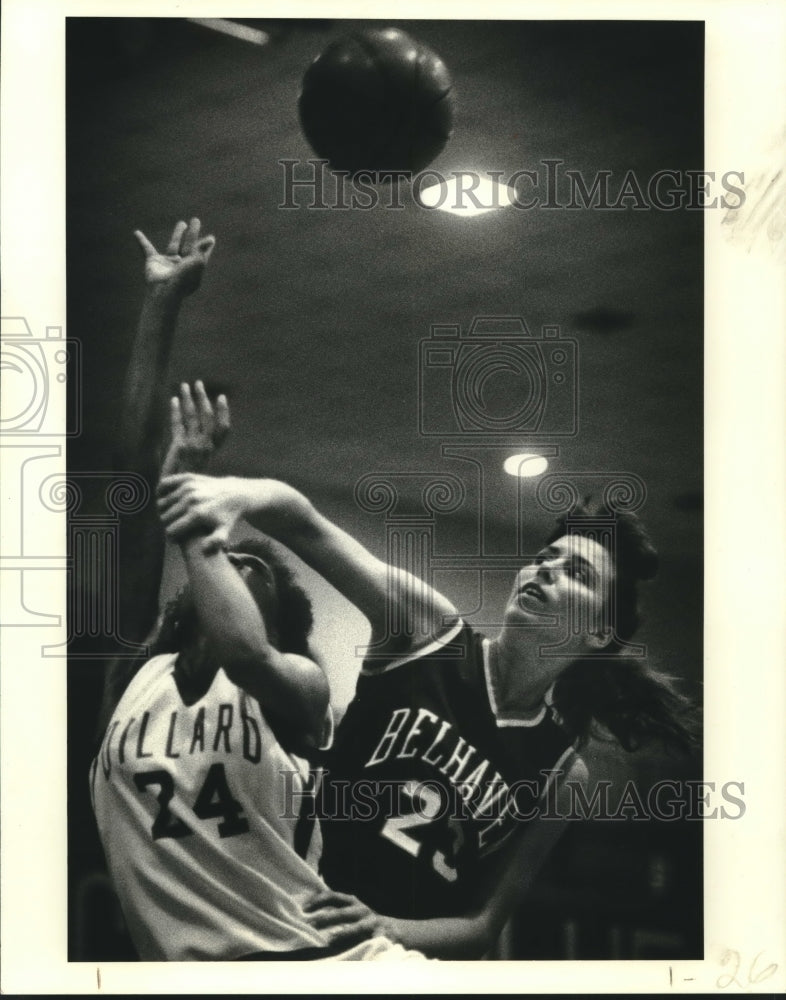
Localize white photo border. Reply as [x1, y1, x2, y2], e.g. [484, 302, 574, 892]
[1, 0, 784, 993]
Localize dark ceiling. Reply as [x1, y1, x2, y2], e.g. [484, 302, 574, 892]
[67, 18, 703, 709]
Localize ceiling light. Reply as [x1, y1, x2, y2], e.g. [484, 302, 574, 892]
[503, 454, 549, 478]
[417, 176, 515, 216]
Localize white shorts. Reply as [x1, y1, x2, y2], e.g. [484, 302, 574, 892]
[330, 936, 430, 961]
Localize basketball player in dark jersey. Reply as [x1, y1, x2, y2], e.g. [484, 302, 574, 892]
[157, 467, 695, 958]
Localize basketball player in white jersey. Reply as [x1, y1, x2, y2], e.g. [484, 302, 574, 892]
[90, 220, 426, 961]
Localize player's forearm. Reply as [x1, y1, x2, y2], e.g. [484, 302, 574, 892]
[113, 292, 184, 658]
[236, 480, 386, 613]
[237, 478, 455, 636]
[380, 911, 496, 959]
[237, 478, 320, 549]
[181, 533, 277, 661]
[381, 818, 570, 958]
[117, 289, 182, 474]
[179, 534, 327, 735]
[160, 472, 456, 641]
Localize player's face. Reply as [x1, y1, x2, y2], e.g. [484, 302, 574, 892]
[504, 534, 615, 647]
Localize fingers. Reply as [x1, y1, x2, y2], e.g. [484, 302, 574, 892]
[158, 491, 217, 539]
[214, 394, 231, 444]
[201, 527, 230, 554]
[161, 380, 228, 478]
[324, 916, 379, 947]
[169, 395, 183, 438]
[172, 381, 226, 439]
[192, 379, 214, 437]
[179, 382, 199, 437]
[306, 904, 369, 931]
[157, 496, 198, 532]
[304, 891, 359, 913]
[155, 469, 209, 524]
[134, 229, 158, 258]
[160, 500, 227, 545]
[196, 235, 216, 263]
[143, 219, 214, 266]
[156, 488, 187, 520]
[180, 217, 201, 256]
[163, 512, 206, 542]
[303, 892, 373, 932]
[166, 220, 188, 256]
[157, 473, 196, 496]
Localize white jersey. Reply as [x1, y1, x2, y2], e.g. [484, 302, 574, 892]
[90, 653, 335, 960]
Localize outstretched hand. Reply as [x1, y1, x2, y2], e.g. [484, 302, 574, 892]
[160, 381, 230, 479]
[135, 218, 215, 300]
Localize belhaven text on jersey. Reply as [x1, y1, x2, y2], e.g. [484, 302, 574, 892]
[317, 622, 576, 920]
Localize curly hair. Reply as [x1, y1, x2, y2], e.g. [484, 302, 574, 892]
[150, 535, 315, 658]
[98, 536, 316, 742]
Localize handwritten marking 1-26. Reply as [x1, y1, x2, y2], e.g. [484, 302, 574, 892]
[716, 949, 778, 989]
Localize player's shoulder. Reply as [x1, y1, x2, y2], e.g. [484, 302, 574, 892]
[562, 750, 588, 787]
[550, 748, 588, 813]
[113, 652, 178, 713]
[359, 618, 472, 678]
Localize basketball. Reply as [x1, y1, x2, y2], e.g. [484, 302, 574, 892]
[298, 28, 455, 176]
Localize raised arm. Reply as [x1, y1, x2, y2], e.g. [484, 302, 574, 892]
[177, 534, 329, 746]
[159, 394, 328, 743]
[117, 219, 215, 477]
[98, 221, 218, 739]
[156, 474, 458, 658]
[98, 382, 230, 739]
[113, 218, 217, 640]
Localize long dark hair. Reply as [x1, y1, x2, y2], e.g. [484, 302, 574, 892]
[552, 655, 700, 752]
[547, 500, 700, 753]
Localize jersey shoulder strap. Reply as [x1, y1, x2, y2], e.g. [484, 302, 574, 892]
[359, 618, 467, 677]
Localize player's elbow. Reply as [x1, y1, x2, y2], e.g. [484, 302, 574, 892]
[226, 649, 330, 747]
[297, 668, 331, 748]
[391, 573, 460, 637]
[220, 635, 271, 672]
[456, 911, 499, 960]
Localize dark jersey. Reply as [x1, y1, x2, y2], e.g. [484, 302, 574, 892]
[318, 622, 575, 920]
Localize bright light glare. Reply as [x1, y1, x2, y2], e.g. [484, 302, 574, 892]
[503, 454, 549, 478]
[417, 176, 515, 216]
[187, 19, 270, 46]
